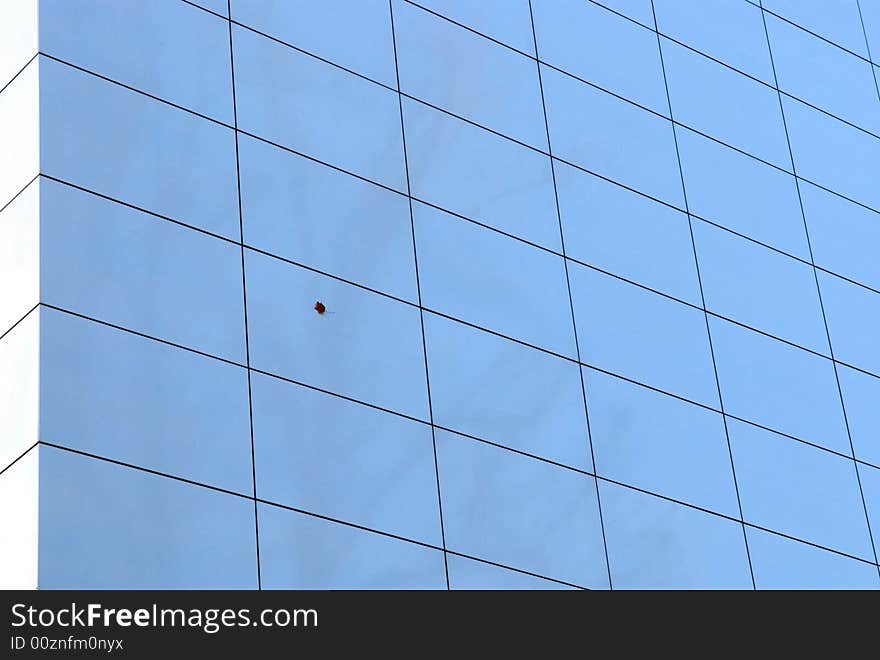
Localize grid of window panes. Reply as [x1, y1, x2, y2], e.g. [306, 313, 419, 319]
[4, 0, 880, 588]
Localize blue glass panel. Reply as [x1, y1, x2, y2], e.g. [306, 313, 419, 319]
[783, 95, 880, 212]
[762, 0, 868, 57]
[594, 0, 654, 29]
[414, 202, 576, 357]
[447, 555, 574, 590]
[730, 419, 874, 560]
[436, 429, 608, 588]
[230, 0, 396, 87]
[238, 135, 418, 303]
[258, 504, 446, 589]
[554, 161, 701, 305]
[819, 272, 880, 375]
[232, 25, 406, 191]
[424, 313, 590, 470]
[189, 0, 227, 17]
[250, 372, 442, 545]
[837, 365, 880, 467]
[801, 181, 880, 291]
[677, 126, 809, 258]
[662, 37, 790, 169]
[584, 367, 739, 517]
[747, 527, 880, 590]
[859, 464, 880, 555]
[244, 250, 430, 420]
[403, 98, 560, 250]
[39, 447, 258, 589]
[766, 13, 880, 134]
[710, 316, 849, 454]
[694, 221, 829, 354]
[569, 264, 719, 408]
[40, 180, 247, 364]
[41, 309, 253, 495]
[410, 0, 535, 54]
[541, 64, 684, 208]
[532, 0, 668, 115]
[40, 57, 240, 240]
[600, 480, 752, 589]
[654, 0, 774, 84]
[41, 0, 233, 123]
[395, 0, 546, 150]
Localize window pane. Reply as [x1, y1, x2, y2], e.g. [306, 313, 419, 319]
[245, 250, 430, 420]
[710, 317, 849, 454]
[819, 272, 880, 375]
[395, 0, 546, 149]
[570, 264, 719, 408]
[250, 372, 442, 545]
[730, 419, 874, 561]
[837, 364, 880, 467]
[437, 430, 608, 588]
[762, 0, 868, 57]
[258, 504, 446, 589]
[414, 202, 575, 357]
[39, 447, 258, 589]
[600, 480, 752, 589]
[424, 313, 590, 470]
[447, 555, 573, 590]
[411, 0, 535, 54]
[584, 368, 739, 517]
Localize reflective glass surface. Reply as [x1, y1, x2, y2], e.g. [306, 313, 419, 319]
[4, 0, 879, 589]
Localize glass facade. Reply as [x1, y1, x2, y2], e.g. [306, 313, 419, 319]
[1, 0, 880, 590]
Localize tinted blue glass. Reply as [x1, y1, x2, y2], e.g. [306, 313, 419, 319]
[257, 504, 446, 589]
[39, 447, 258, 589]
[595, 0, 654, 29]
[250, 372, 442, 545]
[238, 135, 418, 303]
[662, 37, 790, 169]
[41, 0, 233, 123]
[232, 26, 406, 191]
[189, 0, 227, 17]
[40, 309, 253, 495]
[423, 313, 590, 470]
[600, 480, 752, 589]
[783, 95, 880, 211]
[863, 4, 880, 55]
[541, 64, 684, 207]
[747, 527, 880, 590]
[762, 0, 868, 57]
[837, 365, 880, 467]
[694, 221, 829, 354]
[766, 14, 880, 134]
[859, 464, 880, 553]
[730, 419, 875, 561]
[653, 0, 774, 84]
[414, 202, 576, 357]
[569, 264, 719, 408]
[436, 429, 608, 588]
[40, 180, 247, 363]
[244, 250, 430, 420]
[532, 0, 668, 115]
[584, 368, 739, 517]
[411, 0, 535, 54]
[819, 272, 880, 375]
[801, 181, 880, 291]
[447, 555, 574, 590]
[395, 0, 546, 150]
[40, 57, 240, 240]
[677, 126, 809, 258]
[710, 316, 850, 454]
[554, 161, 701, 305]
[231, 0, 396, 87]
[403, 98, 560, 250]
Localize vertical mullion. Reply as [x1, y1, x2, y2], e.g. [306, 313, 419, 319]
[759, 0, 880, 578]
[388, 0, 450, 589]
[649, 0, 757, 589]
[528, 0, 613, 589]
